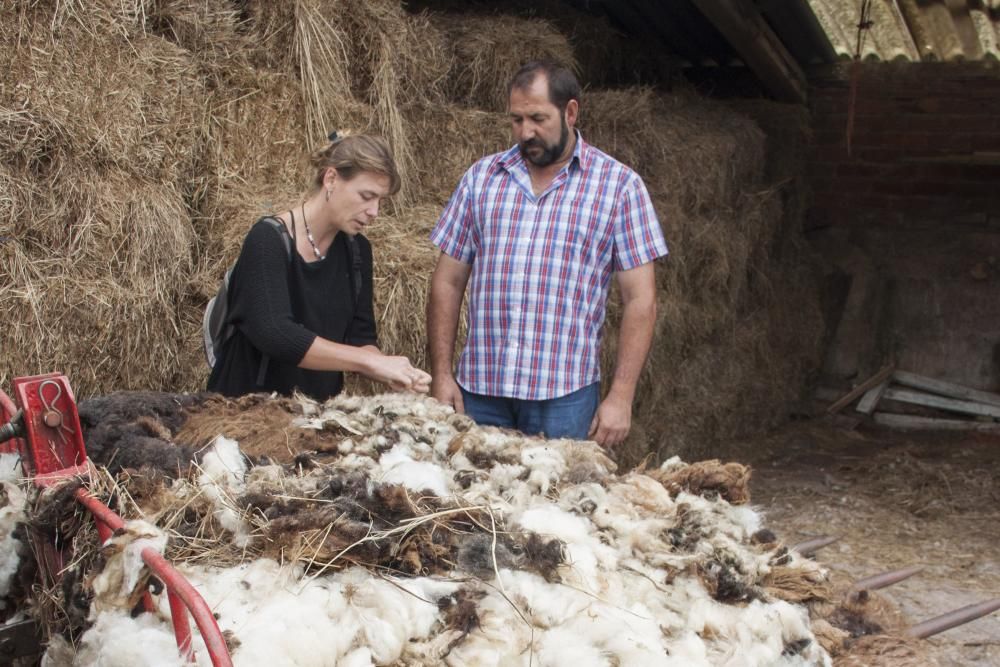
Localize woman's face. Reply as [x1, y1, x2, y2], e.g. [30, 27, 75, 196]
[326, 170, 391, 236]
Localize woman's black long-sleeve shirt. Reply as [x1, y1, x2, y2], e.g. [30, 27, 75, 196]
[207, 217, 377, 400]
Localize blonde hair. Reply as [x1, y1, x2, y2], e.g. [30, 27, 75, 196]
[309, 132, 401, 195]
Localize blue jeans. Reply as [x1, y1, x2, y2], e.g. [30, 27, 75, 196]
[460, 383, 600, 440]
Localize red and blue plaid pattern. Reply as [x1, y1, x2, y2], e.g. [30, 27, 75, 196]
[431, 134, 668, 400]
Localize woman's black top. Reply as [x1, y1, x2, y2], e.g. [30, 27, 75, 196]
[207, 217, 377, 400]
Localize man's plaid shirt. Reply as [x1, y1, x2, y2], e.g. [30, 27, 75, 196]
[431, 133, 668, 400]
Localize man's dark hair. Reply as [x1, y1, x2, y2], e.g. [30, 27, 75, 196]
[508, 61, 581, 111]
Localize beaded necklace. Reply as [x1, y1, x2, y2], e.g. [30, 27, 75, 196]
[301, 204, 324, 260]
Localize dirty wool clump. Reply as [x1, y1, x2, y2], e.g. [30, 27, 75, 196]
[23, 392, 836, 666]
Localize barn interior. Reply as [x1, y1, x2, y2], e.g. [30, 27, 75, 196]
[0, 0, 998, 664]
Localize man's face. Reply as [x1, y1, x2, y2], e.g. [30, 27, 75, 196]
[509, 75, 571, 168]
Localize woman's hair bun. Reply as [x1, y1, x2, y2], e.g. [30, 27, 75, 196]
[327, 128, 355, 145]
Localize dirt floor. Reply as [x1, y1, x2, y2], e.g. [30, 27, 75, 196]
[743, 418, 1000, 666]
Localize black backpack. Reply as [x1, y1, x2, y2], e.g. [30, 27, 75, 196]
[203, 215, 363, 378]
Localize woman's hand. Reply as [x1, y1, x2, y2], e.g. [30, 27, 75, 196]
[366, 353, 431, 393]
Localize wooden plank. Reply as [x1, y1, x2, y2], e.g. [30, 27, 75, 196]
[873, 412, 1000, 432]
[902, 154, 1000, 166]
[689, 0, 808, 103]
[882, 387, 1000, 419]
[892, 370, 1000, 408]
[826, 364, 896, 415]
[856, 379, 890, 415]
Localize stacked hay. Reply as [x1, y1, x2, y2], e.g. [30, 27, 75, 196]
[579, 89, 823, 464]
[18, 391, 839, 665]
[0, 2, 204, 392]
[429, 14, 578, 111]
[0, 0, 823, 464]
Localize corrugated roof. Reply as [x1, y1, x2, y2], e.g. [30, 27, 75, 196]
[807, 0, 1000, 61]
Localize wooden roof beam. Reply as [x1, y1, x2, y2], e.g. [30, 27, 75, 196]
[689, 0, 808, 103]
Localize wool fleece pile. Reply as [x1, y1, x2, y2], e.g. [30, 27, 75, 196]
[7, 392, 833, 666]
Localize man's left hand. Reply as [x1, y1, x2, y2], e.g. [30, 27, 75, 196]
[588, 394, 632, 448]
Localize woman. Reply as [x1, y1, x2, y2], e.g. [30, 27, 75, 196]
[207, 132, 431, 400]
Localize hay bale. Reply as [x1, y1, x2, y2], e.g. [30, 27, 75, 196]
[412, 0, 675, 89]
[0, 165, 196, 393]
[580, 87, 766, 212]
[404, 103, 510, 203]
[728, 99, 815, 240]
[0, 4, 205, 396]
[194, 67, 311, 270]
[146, 0, 247, 60]
[367, 203, 441, 370]
[430, 14, 578, 112]
[0, 11, 203, 186]
[550, 6, 674, 88]
[241, 0, 452, 205]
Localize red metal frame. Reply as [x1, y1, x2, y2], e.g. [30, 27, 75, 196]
[1, 374, 233, 667]
[0, 389, 23, 455]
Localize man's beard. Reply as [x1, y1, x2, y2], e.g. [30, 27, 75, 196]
[519, 115, 570, 167]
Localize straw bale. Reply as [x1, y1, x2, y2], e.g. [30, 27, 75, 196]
[727, 99, 814, 234]
[0, 11, 204, 187]
[409, 0, 675, 89]
[603, 194, 822, 466]
[0, 163, 196, 394]
[1, 0, 150, 38]
[366, 203, 452, 372]
[404, 103, 510, 203]
[241, 0, 451, 205]
[430, 14, 578, 112]
[194, 66, 311, 273]
[580, 87, 765, 212]
[146, 0, 246, 60]
[547, 6, 673, 88]
[328, 2, 450, 204]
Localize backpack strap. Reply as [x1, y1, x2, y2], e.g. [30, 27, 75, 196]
[254, 214, 295, 387]
[345, 236, 363, 304]
[263, 214, 294, 261]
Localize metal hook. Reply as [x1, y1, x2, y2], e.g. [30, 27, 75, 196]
[37, 379, 74, 437]
[38, 380, 62, 412]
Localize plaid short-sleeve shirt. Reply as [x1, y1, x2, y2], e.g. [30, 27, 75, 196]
[431, 133, 668, 400]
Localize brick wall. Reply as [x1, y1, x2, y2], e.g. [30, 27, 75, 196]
[807, 62, 1000, 230]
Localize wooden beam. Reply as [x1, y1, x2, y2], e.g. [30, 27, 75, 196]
[882, 387, 1000, 419]
[856, 379, 890, 415]
[689, 0, 808, 103]
[892, 370, 1000, 408]
[626, 0, 723, 65]
[826, 364, 895, 415]
[873, 412, 1000, 432]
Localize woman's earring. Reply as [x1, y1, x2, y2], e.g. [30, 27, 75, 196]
[325, 189, 331, 202]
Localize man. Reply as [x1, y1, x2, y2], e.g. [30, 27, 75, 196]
[427, 61, 667, 448]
